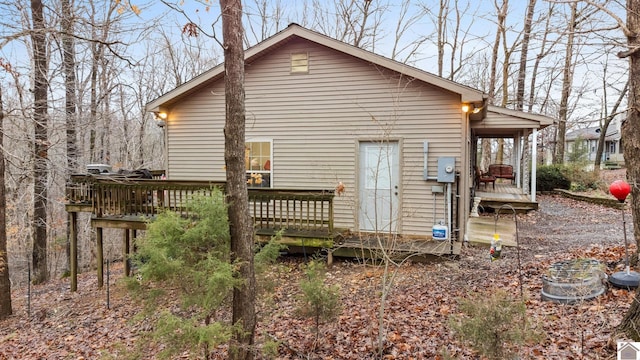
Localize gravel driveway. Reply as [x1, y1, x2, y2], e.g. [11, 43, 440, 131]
[517, 193, 634, 259]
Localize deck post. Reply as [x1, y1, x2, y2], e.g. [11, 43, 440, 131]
[97, 227, 104, 288]
[69, 212, 78, 292]
[123, 229, 130, 276]
[133, 229, 137, 252]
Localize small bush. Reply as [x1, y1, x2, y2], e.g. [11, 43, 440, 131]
[449, 290, 542, 360]
[297, 260, 341, 343]
[128, 190, 284, 359]
[127, 190, 240, 359]
[564, 165, 601, 192]
[536, 165, 570, 191]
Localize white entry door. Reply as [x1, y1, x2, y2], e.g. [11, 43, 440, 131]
[359, 141, 400, 232]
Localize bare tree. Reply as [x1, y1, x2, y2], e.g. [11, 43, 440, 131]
[436, 0, 450, 77]
[527, 1, 561, 114]
[594, 68, 628, 171]
[244, 0, 286, 45]
[479, 0, 508, 171]
[496, 0, 510, 164]
[553, 2, 578, 164]
[516, 0, 537, 111]
[220, 0, 257, 359]
[424, 0, 479, 81]
[616, 0, 640, 341]
[309, 0, 386, 51]
[516, 0, 536, 191]
[62, 0, 78, 173]
[0, 77, 11, 318]
[31, 0, 49, 284]
[61, 0, 78, 275]
[389, 0, 428, 64]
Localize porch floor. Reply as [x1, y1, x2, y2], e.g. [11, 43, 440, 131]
[334, 235, 462, 259]
[475, 181, 538, 212]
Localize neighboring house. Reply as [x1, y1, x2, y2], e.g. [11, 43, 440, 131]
[565, 118, 623, 165]
[146, 24, 554, 243]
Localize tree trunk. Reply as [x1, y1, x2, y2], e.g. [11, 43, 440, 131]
[436, 0, 447, 77]
[62, 0, 78, 275]
[496, 0, 510, 161]
[553, 2, 577, 165]
[31, 0, 49, 284]
[62, 0, 77, 173]
[0, 83, 12, 319]
[480, 139, 492, 171]
[496, 138, 505, 164]
[90, 40, 97, 162]
[89, 2, 101, 163]
[482, 1, 507, 166]
[516, 0, 536, 111]
[617, 0, 640, 340]
[621, 0, 640, 251]
[594, 80, 628, 170]
[487, 0, 505, 104]
[220, 1, 257, 359]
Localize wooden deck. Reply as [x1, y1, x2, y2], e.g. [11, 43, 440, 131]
[66, 173, 460, 290]
[333, 235, 461, 261]
[475, 181, 537, 212]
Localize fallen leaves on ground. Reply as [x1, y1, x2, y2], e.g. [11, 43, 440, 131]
[0, 194, 636, 359]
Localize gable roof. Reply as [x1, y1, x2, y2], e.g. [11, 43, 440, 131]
[566, 125, 619, 141]
[146, 23, 487, 112]
[471, 105, 556, 137]
[488, 105, 554, 127]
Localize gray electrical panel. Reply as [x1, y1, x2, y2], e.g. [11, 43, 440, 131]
[437, 157, 456, 183]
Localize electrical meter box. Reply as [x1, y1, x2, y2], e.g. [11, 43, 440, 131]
[437, 157, 456, 183]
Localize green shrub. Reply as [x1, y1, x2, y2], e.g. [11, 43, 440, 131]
[297, 260, 341, 343]
[536, 164, 570, 191]
[127, 190, 239, 359]
[564, 165, 601, 192]
[449, 290, 542, 360]
[126, 190, 284, 359]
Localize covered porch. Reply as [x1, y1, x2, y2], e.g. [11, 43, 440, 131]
[470, 105, 555, 212]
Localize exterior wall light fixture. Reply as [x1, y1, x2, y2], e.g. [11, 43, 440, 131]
[153, 112, 167, 127]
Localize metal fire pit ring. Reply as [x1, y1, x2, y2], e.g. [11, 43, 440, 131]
[541, 259, 606, 304]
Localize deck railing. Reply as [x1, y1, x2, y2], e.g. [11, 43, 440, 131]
[249, 188, 334, 238]
[66, 174, 335, 237]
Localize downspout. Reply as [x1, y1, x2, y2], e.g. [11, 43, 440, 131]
[447, 182, 452, 249]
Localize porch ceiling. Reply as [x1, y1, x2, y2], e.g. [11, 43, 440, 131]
[472, 128, 522, 138]
[471, 105, 556, 138]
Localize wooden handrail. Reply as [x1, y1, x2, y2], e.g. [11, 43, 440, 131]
[66, 174, 335, 237]
[248, 188, 334, 236]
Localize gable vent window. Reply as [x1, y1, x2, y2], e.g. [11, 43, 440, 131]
[291, 53, 309, 73]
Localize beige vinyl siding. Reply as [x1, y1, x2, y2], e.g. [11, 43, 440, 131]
[166, 38, 464, 237]
[165, 80, 226, 181]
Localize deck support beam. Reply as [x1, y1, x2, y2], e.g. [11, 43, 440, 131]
[123, 230, 130, 276]
[97, 227, 103, 288]
[69, 212, 78, 292]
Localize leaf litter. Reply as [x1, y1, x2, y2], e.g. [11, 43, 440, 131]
[0, 193, 636, 359]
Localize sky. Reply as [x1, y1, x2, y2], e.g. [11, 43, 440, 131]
[0, 0, 631, 125]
